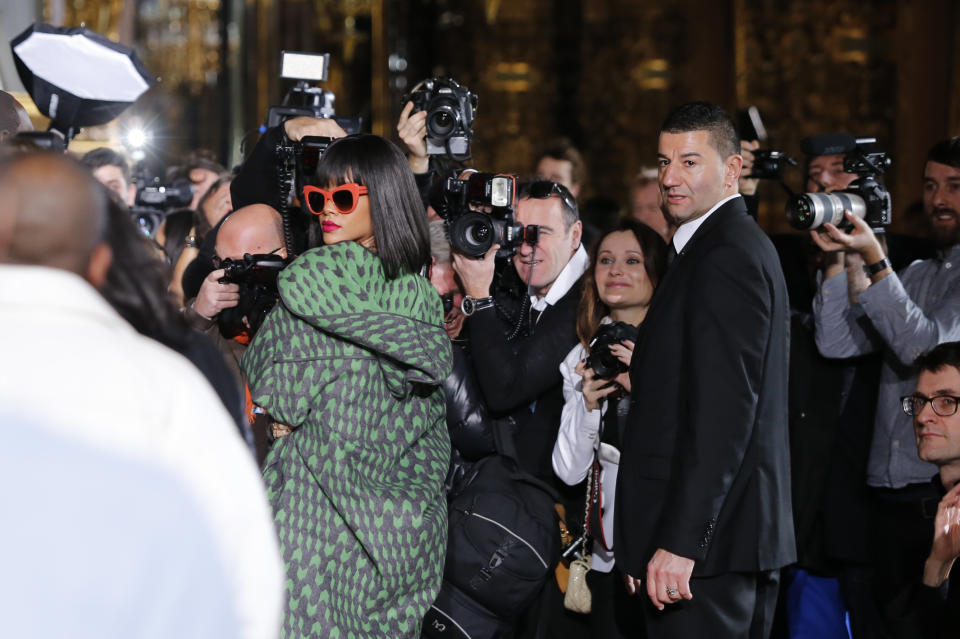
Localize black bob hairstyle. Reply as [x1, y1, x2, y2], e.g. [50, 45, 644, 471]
[311, 134, 430, 279]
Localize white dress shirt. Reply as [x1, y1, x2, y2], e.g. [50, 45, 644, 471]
[671, 193, 742, 253]
[530, 243, 590, 313]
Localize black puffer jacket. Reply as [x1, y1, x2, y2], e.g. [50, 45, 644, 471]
[443, 343, 499, 461]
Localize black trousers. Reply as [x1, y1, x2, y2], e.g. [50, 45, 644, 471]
[869, 483, 942, 639]
[640, 570, 780, 638]
[587, 567, 646, 639]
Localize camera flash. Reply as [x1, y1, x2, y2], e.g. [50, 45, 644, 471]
[490, 177, 510, 208]
[280, 51, 330, 82]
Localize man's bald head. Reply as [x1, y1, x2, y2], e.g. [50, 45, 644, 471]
[0, 153, 108, 276]
[0, 92, 33, 143]
[215, 204, 285, 260]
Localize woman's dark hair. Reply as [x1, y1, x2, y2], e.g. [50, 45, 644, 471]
[100, 194, 193, 351]
[194, 174, 232, 239]
[162, 207, 194, 264]
[576, 218, 668, 348]
[311, 134, 430, 279]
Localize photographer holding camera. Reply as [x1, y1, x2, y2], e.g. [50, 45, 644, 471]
[451, 177, 587, 636]
[551, 219, 667, 637]
[453, 179, 587, 479]
[812, 136, 960, 637]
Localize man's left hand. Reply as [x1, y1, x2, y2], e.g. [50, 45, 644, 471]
[646, 548, 695, 610]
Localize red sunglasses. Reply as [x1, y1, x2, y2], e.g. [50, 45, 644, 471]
[303, 183, 369, 215]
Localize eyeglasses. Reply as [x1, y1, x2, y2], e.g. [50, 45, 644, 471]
[523, 180, 578, 216]
[303, 183, 369, 216]
[901, 394, 960, 417]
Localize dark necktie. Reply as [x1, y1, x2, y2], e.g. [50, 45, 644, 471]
[667, 242, 679, 267]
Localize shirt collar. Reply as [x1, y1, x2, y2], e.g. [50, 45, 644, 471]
[939, 243, 960, 264]
[672, 193, 741, 254]
[531, 243, 589, 311]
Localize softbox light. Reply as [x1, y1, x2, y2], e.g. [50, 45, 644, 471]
[11, 23, 156, 140]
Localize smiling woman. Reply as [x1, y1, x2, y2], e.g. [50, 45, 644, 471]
[551, 219, 667, 637]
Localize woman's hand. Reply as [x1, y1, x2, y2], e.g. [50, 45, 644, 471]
[575, 360, 619, 411]
[610, 339, 635, 393]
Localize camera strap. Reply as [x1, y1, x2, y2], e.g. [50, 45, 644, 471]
[505, 243, 539, 342]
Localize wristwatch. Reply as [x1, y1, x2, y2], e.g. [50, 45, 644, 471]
[863, 257, 892, 277]
[461, 295, 495, 316]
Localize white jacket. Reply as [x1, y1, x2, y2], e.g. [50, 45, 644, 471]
[0, 266, 284, 639]
[551, 331, 622, 572]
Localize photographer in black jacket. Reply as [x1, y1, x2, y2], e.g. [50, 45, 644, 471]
[452, 179, 589, 639]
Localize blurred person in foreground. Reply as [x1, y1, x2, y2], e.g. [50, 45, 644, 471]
[241, 134, 451, 638]
[552, 219, 667, 637]
[0, 411, 239, 638]
[0, 152, 283, 639]
[616, 102, 794, 637]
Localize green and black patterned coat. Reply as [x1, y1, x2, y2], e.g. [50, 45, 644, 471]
[241, 241, 452, 638]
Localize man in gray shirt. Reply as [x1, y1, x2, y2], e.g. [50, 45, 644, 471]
[811, 136, 960, 634]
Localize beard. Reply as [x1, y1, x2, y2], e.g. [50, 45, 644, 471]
[929, 207, 960, 248]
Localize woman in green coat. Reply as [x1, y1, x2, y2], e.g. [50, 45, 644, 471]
[241, 134, 452, 638]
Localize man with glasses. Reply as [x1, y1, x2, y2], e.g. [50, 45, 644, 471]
[452, 179, 587, 638]
[812, 137, 960, 635]
[895, 341, 960, 636]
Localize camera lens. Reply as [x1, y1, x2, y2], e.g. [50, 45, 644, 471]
[448, 212, 494, 258]
[427, 100, 460, 139]
[786, 191, 866, 230]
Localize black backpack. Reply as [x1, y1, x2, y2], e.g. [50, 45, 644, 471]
[423, 436, 561, 639]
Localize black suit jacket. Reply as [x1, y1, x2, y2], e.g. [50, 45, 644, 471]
[614, 196, 796, 577]
[466, 274, 584, 485]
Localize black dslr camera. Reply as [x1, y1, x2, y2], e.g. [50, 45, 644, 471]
[786, 136, 892, 230]
[265, 51, 362, 134]
[403, 77, 477, 159]
[747, 150, 798, 180]
[434, 172, 537, 258]
[216, 253, 289, 338]
[585, 321, 639, 379]
[131, 178, 193, 237]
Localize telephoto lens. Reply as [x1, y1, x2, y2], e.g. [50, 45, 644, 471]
[786, 191, 866, 230]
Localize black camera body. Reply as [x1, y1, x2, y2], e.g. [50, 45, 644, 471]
[265, 52, 362, 134]
[787, 138, 892, 230]
[585, 321, 639, 380]
[748, 149, 797, 180]
[435, 172, 535, 258]
[403, 77, 477, 158]
[216, 253, 288, 338]
[131, 178, 193, 237]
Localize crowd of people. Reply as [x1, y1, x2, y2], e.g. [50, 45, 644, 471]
[1, 85, 959, 639]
